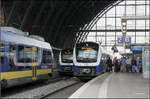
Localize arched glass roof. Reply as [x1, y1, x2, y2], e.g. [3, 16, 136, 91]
[86, 0, 150, 54]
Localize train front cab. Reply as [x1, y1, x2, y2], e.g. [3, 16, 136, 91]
[73, 63, 109, 80]
[0, 41, 53, 88]
[73, 53, 111, 79]
[73, 42, 110, 80]
[59, 49, 73, 76]
[73, 44, 102, 79]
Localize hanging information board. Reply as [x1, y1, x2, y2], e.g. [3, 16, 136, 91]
[117, 37, 131, 44]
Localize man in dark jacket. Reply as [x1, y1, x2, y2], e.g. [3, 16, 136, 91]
[113, 57, 119, 72]
[106, 57, 112, 72]
[131, 57, 137, 72]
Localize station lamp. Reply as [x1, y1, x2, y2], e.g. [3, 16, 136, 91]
[121, 19, 127, 36]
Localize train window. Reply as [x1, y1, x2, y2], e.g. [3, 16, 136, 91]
[0, 42, 5, 65]
[24, 47, 34, 63]
[61, 50, 73, 63]
[18, 46, 24, 63]
[42, 50, 52, 64]
[31, 47, 38, 62]
[18, 46, 38, 63]
[9, 44, 16, 71]
[18, 66, 24, 71]
[9, 44, 16, 52]
[25, 66, 31, 70]
[25, 47, 33, 63]
[101, 55, 105, 61]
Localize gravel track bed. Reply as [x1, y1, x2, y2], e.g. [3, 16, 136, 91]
[3, 77, 79, 98]
[2, 76, 66, 97]
[46, 82, 85, 98]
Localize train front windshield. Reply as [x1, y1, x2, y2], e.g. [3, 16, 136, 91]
[76, 47, 98, 63]
[61, 50, 73, 63]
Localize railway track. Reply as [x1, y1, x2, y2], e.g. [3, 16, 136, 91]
[2, 77, 80, 98]
[34, 81, 81, 99]
[2, 76, 70, 97]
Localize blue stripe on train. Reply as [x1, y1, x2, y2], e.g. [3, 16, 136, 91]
[73, 60, 103, 73]
[73, 65, 78, 72]
[96, 60, 102, 72]
[59, 64, 63, 70]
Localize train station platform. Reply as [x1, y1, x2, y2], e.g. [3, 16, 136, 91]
[70, 72, 149, 98]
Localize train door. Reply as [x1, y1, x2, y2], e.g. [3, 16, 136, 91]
[9, 44, 16, 71]
[32, 47, 38, 80]
[0, 41, 8, 88]
[0, 42, 10, 72]
[0, 42, 6, 72]
[17, 45, 38, 80]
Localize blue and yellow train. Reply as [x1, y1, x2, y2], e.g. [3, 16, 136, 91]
[0, 27, 54, 88]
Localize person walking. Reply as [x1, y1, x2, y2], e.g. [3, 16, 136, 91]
[106, 57, 112, 72]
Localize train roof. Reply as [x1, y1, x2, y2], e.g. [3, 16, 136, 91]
[0, 28, 51, 50]
[76, 42, 100, 47]
[62, 48, 73, 51]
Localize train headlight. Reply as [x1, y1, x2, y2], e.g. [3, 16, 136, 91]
[82, 68, 91, 74]
[65, 67, 71, 71]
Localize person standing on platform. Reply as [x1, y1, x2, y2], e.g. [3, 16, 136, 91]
[118, 58, 121, 72]
[139, 57, 142, 73]
[121, 57, 127, 72]
[120, 57, 123, 72]
[113, 57, 119, 72]
[131, 57, 137, 72]
[126, 57, 131, 72]
[136, 57, 140, 73]
[106, 57, 112, 72]
[129, 57, 132, 72]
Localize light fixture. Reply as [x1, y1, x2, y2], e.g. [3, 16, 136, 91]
[122, 27, 126, 30]
[122, 22, 126, 26]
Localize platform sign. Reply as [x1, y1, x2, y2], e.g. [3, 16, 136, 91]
[124, 37, 131, 43]
[117, 37, 131, 44]
[117, 37, 124, 44]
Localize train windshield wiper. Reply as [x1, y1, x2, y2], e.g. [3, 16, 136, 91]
[62, 59, 73, 63]
[62, 59, 68, 61]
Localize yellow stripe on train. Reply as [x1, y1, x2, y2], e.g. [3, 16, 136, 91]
[0, 69, 52, 80]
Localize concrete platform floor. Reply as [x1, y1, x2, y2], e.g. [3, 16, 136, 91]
[70, 72, 149, 98]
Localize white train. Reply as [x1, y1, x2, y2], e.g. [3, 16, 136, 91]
[59, 49, 73, 75]
[73, 42, 113, 80]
